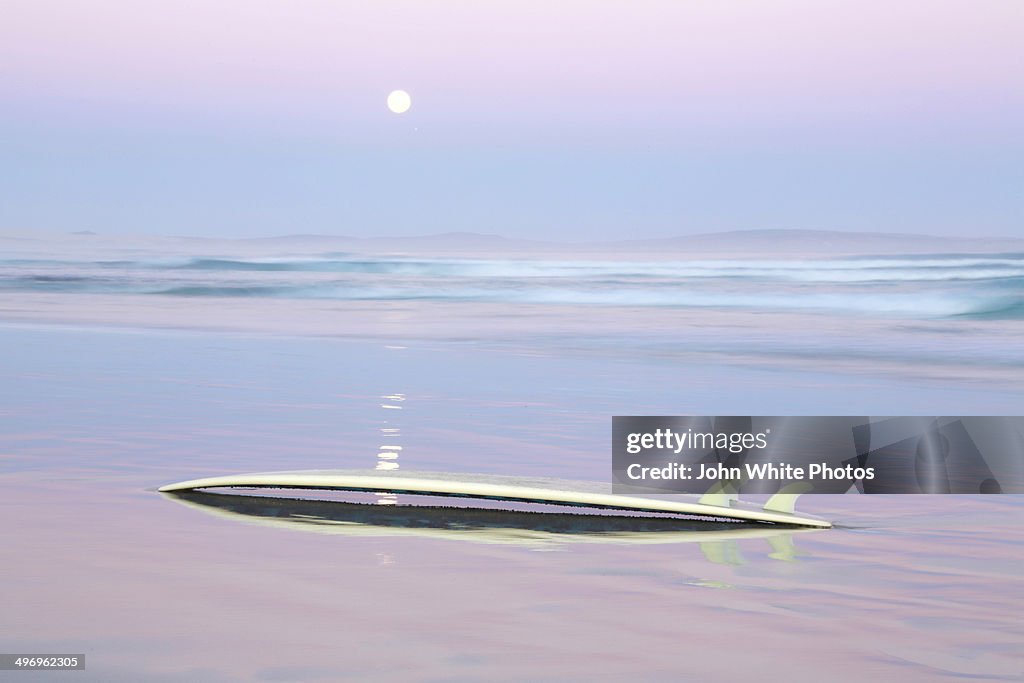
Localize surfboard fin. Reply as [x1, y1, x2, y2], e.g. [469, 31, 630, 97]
[699, 481, 739, 508]
[763, 482, 813, 514]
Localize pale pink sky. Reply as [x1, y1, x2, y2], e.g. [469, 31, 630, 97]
[2, 1, 1021, 237]
[5, 1, 1021, 130]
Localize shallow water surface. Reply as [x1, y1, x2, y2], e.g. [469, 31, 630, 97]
[1, 326, 1022, 682]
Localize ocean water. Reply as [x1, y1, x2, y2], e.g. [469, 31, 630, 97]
[2, 245, 1024, 389]
[3, 251, 1024, 318]
[1, 239, 1022, 681]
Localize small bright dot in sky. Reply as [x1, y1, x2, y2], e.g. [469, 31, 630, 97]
[387, 90, 412, 114]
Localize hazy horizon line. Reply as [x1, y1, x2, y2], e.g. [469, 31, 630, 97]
[5, 227, 1023, 245]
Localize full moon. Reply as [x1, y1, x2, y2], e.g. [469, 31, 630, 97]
[387, 90, 412, 114]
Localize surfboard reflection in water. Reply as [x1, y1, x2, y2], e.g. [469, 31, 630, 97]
[161, 489, 822, 561]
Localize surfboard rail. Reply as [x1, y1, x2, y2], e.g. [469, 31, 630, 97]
[158, 470, 831, 528]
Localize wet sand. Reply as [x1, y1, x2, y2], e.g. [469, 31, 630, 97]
[1, 325, 1021, 681]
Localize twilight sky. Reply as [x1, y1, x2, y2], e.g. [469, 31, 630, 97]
[2, 0, 1021, 240]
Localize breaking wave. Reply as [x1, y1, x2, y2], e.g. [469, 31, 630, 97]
[2, 253, 1023, 319]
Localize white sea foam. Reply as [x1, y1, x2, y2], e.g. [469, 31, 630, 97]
[1, 250, 1021, 319]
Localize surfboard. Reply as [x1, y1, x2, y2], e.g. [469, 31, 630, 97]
[158, 469, 831, 528]
[161, 489, 824, 551]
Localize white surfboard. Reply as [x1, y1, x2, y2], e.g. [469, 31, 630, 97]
[158, 469, 831, 528]
[161, 489, 824, 551]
